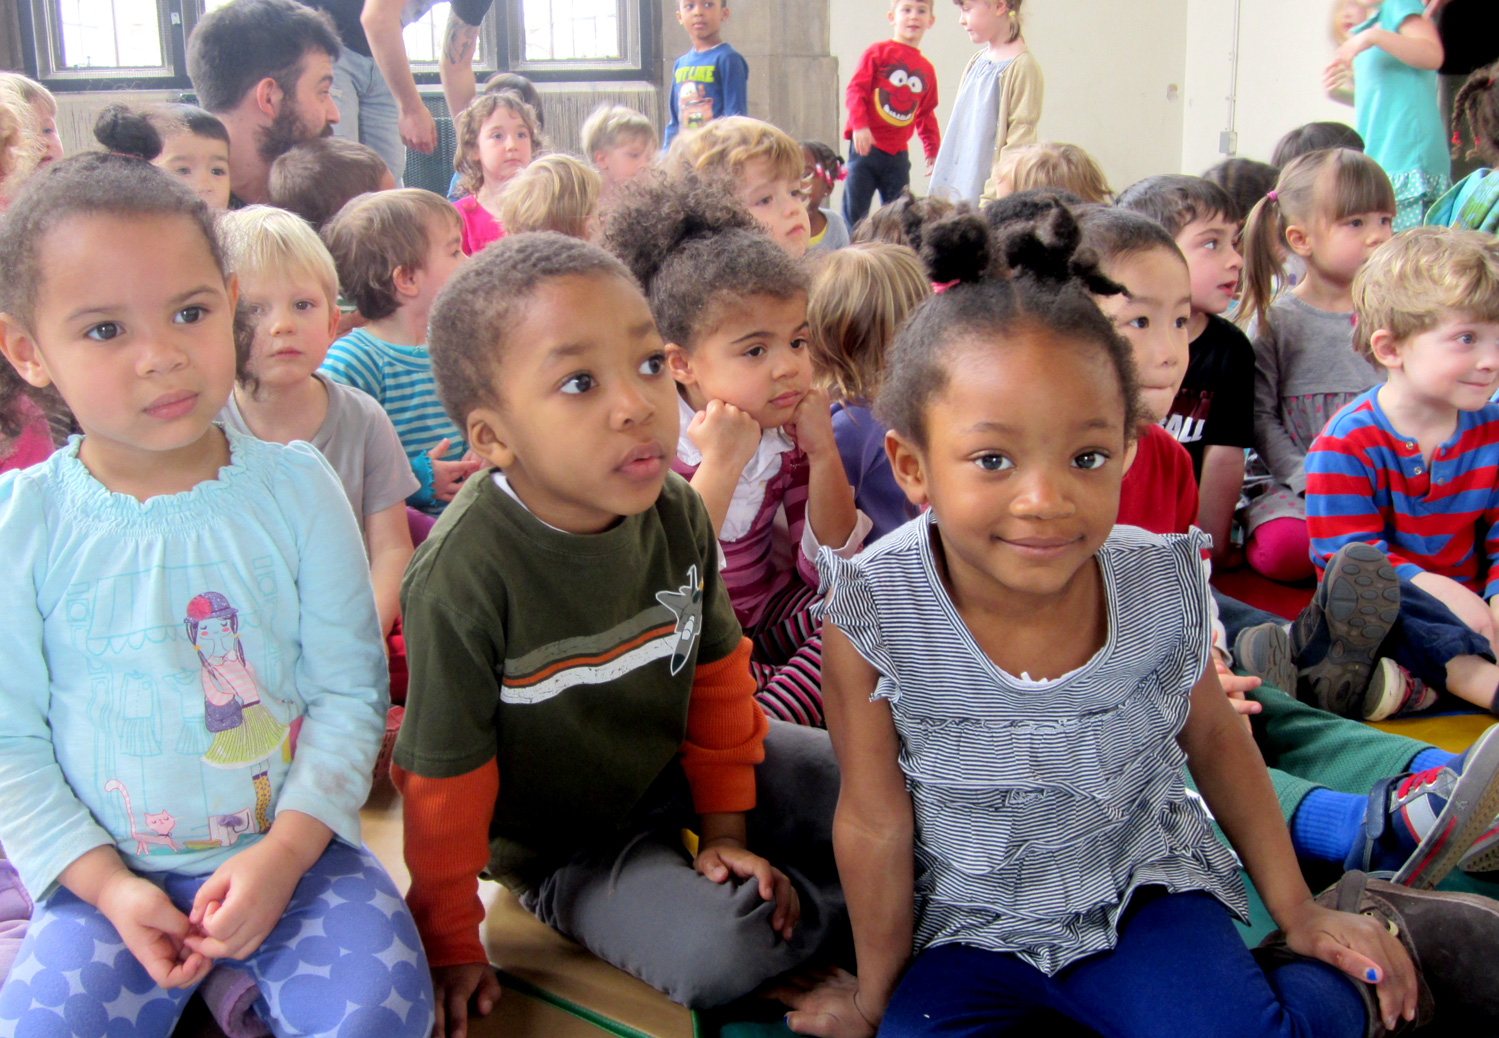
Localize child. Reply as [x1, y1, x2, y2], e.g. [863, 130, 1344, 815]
[1237, 149, 1393, 585]
[604, 174, 869, 727]
[1325, 0, 1449, 229]
[269, 136, 394, 230]
[1271, 120, 1366, 168]
[1116, 174, 1254, 566]
[669, 117, 812, 257]
[992, 141, 1111, 203]
[580, 103, 657, 193]
[801, 141, 850, 255]
[1306, 226, 1499, 718]
[320, 189, 480, 516]
[1426, 63, 1499, 232]
[444, 73, 546, 202]
[807, 242, 930, 541]
[928, 0, 1042, 204]
[849, 189, 952, 247]
[218, 205, 416, 637]
[92, 102, 232, 212]
[781, 205, 1499, 1038]
[1083, 204, 1499, 892]
[841, 0, 941, 227]
[452, 92, 542, 255]
[663, 0, 748, 150]
[0, 88, 41, 210]
[495, 153, 601, 238]
[0, 152, 433, 1036]
[393, 233, 846, 1033]
[0, 73, 60, 170]
[1203, 156, 1279, 227]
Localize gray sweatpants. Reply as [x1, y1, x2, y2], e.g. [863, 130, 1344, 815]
[522, 721, 847, 1008]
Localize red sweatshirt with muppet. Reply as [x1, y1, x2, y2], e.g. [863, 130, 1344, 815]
[844, 40, 941, 161]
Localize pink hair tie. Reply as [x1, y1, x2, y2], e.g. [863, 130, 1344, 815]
[1267, 190, 1278, 201]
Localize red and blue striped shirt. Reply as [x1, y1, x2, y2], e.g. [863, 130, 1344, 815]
[1306, 387, 1499, 598]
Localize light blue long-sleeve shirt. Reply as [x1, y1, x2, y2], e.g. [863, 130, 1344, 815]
[0, 429, 388, 900]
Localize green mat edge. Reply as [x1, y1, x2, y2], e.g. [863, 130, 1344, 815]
[493, 966, 705, 1038]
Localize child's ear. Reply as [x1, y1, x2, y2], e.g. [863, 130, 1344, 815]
[664, 342, 696, 386]
[886, 429, 929, 508]
[324, 301, 342, 338]
[0, 314, 53, 389]
[1121, 436, 1139, 476]
[391, 264, 421, 300]
[1369, 328, 1403, 370]
[467, 405, 515, 469]
[1284, 222, 1313, 259]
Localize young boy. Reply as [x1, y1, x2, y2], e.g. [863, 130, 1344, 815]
[927, 0, 1042, 204]
[392, 234, 844, 1036]
[1306, 226, 1499, 719]
[268, 135, 395, 231]
[663, 0, 748, 150]
[1116, 174, 1255, 567]
[1084, 205, 1499, 892]
[320, 189, 481, 515]
[669, 116, 811, 257]
[581, 103, 658, 194]
[841, 0, 941, 227]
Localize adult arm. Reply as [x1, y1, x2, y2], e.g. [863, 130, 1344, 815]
[439, 4, 485, 119]
[360, 0, 439, 153]
[1197, 445, 1244, 564]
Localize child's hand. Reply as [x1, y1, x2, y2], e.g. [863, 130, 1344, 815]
[1278, 899, 1419, 1032]
[95, 870, 212, 990]
[432, 962, 503, 1038]
[687, 400, 761, 473]
[1214, 659, 1262, 735]
[778, 968, 877, 1037]
[428, 439, 483, 502]
[184, 835, 305, 962]
[787, 387, 837, 459]
[851, 128, 874, 157]
[694, 841, 800, 940]
[1332, 28, 1376, 69]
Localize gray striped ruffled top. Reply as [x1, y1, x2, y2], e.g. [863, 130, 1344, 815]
[816, 516, 1248, 974]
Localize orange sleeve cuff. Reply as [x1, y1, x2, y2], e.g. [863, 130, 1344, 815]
[681, 637, 767, 816]
[391, 759, 499, 968]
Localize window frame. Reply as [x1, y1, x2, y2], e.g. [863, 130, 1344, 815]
[17, 0, 656, 93]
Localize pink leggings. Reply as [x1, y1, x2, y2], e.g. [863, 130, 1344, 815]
[1246, 516, 1314, 583]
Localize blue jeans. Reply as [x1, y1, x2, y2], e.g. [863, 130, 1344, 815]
[331, 49, 407, 186]
[879, 890, 1366, 1038]
[0, 841, 433, 1038]
[842, 146, 911, 227]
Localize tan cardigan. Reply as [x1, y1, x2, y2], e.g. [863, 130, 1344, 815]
[955, 46, 1044, 202]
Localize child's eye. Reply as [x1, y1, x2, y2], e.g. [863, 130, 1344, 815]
[173, 166, 191, 176]
[212, 167, 228, 177]
[974, 453, 1012, 472]
[743, 345, 766, 358]
[84, 321, 123, 342]
[1126, 316, 1149, 330]
[753, 195, 772, 208]
[1457, 332, 1476, 346]
[1175, 316, 1190, 329]
[245, 303, 263, 315]
[294, 300, 316, 311]
[1347, 218, 1363, 228]
[1074, 451, 1109, 471]
[1203, 239, 1217, 250]
[639, 352, 666, 376]
[175, 306, 207, 324]
[789, 337, 808, 351]
[561, 372, 596, 394]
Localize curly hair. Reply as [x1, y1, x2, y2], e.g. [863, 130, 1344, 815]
[877, 204, 1144, 451]
[599, 169, 807, 348]
[850, 189, 953, 252]
[453, 92, 546, 199]
[664, 116, 804, 190]
[1453, 62, 1499, 167]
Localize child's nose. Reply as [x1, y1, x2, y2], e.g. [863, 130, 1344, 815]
[1010, 469, 1069, 518]
[138, 335, 190, 376]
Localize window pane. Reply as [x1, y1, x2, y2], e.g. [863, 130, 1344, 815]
[522, 0, 620, 61]
[57, 0, 163, 68]
[404, 2, 484, 65]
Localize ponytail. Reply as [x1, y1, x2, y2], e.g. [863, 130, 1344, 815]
[1237, 191, 1285, 333]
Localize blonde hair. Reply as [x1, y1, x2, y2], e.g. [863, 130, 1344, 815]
[496, 154, 601, 238]
[0, 90, 41, 203]
[219, 205, 341, 309]
[993, 142, 1110, 203]
[953, 0, 1022, 42]
[453, 92, 545, 198]
[665, 116, 803, 187]
[808, 243, 931, 402]
[580, 103, 657, 159]
[322, 188, 463, 320]
[1353, 227, 1499, 362]
[1238, 148, 1394, 332]
[0, 73, 56, 118]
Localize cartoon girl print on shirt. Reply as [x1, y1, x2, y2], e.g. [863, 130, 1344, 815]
[184, 591, 289, 832]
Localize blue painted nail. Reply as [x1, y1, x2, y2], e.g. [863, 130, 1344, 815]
[1365, 968, 1379, 982]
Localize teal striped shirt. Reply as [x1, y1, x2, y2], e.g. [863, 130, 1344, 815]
[320, 329, 467, 512]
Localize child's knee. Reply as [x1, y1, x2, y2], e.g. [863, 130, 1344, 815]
[1246, 518, 1313, 583]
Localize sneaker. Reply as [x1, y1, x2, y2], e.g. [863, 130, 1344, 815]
[1292, 543, 1402, 717]
[1234, 621, 1296, 694]
[1347, 725, 1499, 888]
[1363, 659, 1437, 721]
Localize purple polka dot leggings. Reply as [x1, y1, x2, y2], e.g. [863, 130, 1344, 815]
[0, 841, 434, 1038]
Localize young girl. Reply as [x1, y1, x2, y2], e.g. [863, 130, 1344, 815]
[0, 85, 42, 210]
[0, 73, 60, 170]
[668, 117, 813, 257]
[990, 141, 1111, 203]
[0, 153, 433, 1037]
[928, 0, 1042, 204]
[781, 206, 1499, 1038]
[1427, 62, 1499, 233]
[93, 103, 232, 211]
[801, 141, 850, 255]
[452, 91, 541, 255]
[218, 206, 417, 638]
[1238, 149, 1394, 584]
[603, 173, 869, 727]
[1325, 0, 1447, 230]
[808, 242, 929, 542]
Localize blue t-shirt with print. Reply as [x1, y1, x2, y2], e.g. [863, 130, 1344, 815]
[664, 43, 749, 148]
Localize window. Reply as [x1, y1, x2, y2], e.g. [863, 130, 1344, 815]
[18, 0, 652, 91]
